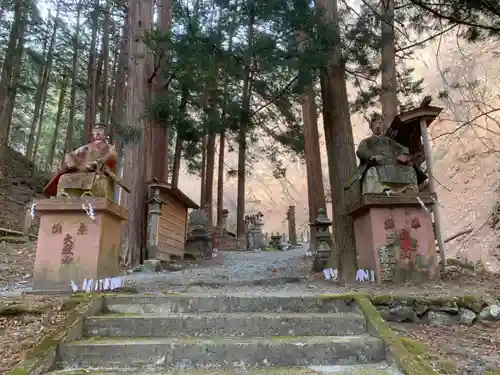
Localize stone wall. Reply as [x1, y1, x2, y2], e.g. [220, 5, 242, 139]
[372, 295, 500, 326]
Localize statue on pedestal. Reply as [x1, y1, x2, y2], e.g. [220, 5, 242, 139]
[44, 124, 126, 199]
[355, 113, 418, 195]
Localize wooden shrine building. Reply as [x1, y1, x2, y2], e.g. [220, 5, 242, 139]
[147, 183, 199, 261]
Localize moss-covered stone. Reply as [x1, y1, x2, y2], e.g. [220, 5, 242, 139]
[369, 294, 486, 313]
[354, 294, 439, 375]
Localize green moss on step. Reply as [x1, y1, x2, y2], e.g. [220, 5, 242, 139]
[7, 295, 100, 375]
[354, 294, 439, 375]
[437, 359, 457, 374]
[401, 338, 428, 356]
[5, 369, 28, 375]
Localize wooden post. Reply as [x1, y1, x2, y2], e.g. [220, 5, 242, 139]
[419, 118, 446, 270]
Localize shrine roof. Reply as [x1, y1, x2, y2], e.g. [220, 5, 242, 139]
[148, 182, 199, 209]
[387, 105, 443, 138]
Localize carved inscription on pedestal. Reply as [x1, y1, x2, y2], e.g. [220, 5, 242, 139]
[77, 222, 88, 235]
[61, 234, 75, 264]
[52, 223, 62, 234]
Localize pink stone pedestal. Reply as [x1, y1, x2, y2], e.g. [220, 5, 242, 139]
[32, 198, 128, 292]
[350, 193, 439, 284]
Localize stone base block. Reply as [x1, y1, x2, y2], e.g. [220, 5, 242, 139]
[32, 198, 128, 292]
[350, 193, 439, 284]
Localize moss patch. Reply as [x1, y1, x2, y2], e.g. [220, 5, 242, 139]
[401, 338, 428, 356]
[354, 294, 439, 375]
[436, 359, 457, 374]
[7, 294, 100, 375]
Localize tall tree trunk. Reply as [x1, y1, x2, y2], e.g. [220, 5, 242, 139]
[3, 15, 26, 132]
[84, 0, 100, 142]
[236, 6, 255, 240]
[297, 31, 326, 254]
[317, 0, 358, 281]
[100, 3, 111, 125]
[32, 9, 61, 163]
[200, 135, 207, 207]
[64, 3, 82, 156]
[171, 88, 188, 188]
[171, 132, 182, 188]
[111, 14, 128, 146]
[216, 131, 225, 230]
[150, 0, 173, 182]
[113, 15, 129, 206]
[46, 76, 68, 171]
[380, 0, 397, 131]
[121, 0, 153, 267]
[204, 132, 216, 224]
[0, 0, 27, 167]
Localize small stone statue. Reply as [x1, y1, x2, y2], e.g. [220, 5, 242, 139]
[44, 124, 119, 199]
[354, 113, 418, 195]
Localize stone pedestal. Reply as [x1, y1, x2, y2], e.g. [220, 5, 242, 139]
[32, 198, 128, 292]
[350, 193, 439, 284]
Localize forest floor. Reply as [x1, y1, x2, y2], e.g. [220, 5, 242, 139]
[0, 147, 48, 234]
[0, 295, 69, 374]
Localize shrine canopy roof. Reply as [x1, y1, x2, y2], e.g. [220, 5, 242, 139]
[148, 182, 199, 209]
[386, 98, 443, 157]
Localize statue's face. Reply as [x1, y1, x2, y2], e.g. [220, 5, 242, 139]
[370, 118, 383, 135]
[92, 127, 106, 144]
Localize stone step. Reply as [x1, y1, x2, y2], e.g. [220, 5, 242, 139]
[84, 312, 367, 338]
[102, 295, 356, 315]
[47, 362, 403, 374]
[58, 335, 386, 369]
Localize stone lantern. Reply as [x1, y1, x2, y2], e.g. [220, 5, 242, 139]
[309, 208, 333, 271]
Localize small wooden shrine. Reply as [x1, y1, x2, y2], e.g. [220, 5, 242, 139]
[349, 97, 445, 284]
[147, 183, 199, 261]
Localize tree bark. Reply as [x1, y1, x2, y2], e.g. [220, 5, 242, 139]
[204, 132, 216, 224]
[297, 31, 326, 254]
[46, 76, 68, 171]
[64, 2, 82, 156]
[84, 0, 100, 142]
[0, 0, 27, 164]
[380, 0, 398, 131]
[236, 6, 255, 240]
[121, 0, 154, 267]
[216, 131, 225, 230]
[100, 3, 111, 126]
[317, 0, 358, 281]
[32, 8, 60, 163]
[150, 0, 173, 182]
[200, 135, 207, 207]
[171, 88, 188, 188]
[2, 10, 26, 134]
[111, 13, 129, 148]
[171, 132, 182, 188]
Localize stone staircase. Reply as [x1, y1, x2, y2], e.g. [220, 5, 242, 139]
[46, 294, 403, 374]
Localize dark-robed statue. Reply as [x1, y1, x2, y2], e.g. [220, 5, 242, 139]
[355, 113, 418, 195]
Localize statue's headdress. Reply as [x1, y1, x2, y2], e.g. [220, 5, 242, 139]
[92, 123, 107, 131]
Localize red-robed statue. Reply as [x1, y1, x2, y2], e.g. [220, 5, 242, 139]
[44, 124, 119, 199]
